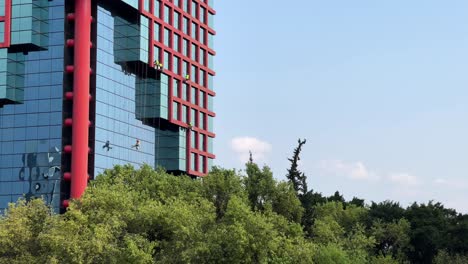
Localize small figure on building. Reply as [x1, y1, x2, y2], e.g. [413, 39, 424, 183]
[188, 122, 194, 131]
[132, 139, 141, 151]
[102, 140, 112, 151]
[183, 74, 190, 83]
[154, 60, 164, 72]
[122, 62, 132, 76]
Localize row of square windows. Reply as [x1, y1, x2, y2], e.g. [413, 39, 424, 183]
[168, 77, 214, 110]
[155, 48, 213, 89]
[152, 8, 214, 49]
[187, 129, 213, 153]
[190, 152, 213, 174]
[172, 103, 213, 133]
[154, 25, 214, 67]
[145, 0, 214, 29]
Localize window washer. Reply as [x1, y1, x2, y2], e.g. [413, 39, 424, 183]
[183, 74, 190, 83]
[102, 140, 112, 151]
[154, 60, 163, 71]
[132, 139, 141, 150]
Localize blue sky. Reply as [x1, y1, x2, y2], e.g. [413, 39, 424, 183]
[213, 0, 468, 212]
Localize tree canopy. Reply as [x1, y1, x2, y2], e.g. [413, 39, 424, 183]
[0, 160, 466, 263]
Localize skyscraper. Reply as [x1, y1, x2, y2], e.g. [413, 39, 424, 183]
[0, 0, 216, 212]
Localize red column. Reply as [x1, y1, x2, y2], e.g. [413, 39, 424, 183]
[71, 0, 91, 199]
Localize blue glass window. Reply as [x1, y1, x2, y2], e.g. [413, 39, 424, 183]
[164, 5, 170, 23]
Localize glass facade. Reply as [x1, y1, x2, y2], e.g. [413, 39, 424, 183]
[94, 6, 157, 176]
[0, 0, 64, 212]
[0, 0, 215, 211]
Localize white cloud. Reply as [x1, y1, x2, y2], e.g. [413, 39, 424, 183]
[318, 160, 374, 180]
[230, 137, 272, 163]
[432, 178, 468, 190]
[388, 173, 421, 186]
[434, 178, 447, 184]
[318, 160, 422, 187]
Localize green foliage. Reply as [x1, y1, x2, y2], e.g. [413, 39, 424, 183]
[0, 162, 466, 264]
[433, 250, 468, 264]
[0, 165, 313, 263]
[245, 162, 276, 211]
[405, 201, 457, 264]
[370, 218, 411, 261]
[286, 138, 308, 195]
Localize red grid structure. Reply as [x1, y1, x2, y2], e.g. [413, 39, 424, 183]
[0, 0, 11, 48]
[139, 0, 216, 176]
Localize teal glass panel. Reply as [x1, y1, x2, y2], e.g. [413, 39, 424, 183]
[173, 33, 180, 51]
[114, 15, 149, 64]
[190, 130, 195, 148]
[199, 155, 204, 172]
[200, 6, 206, 23]
[191, 21, 196, 38]
[208, 74, 213, 90]
[121, 0, 139, 9]
[190, 108, 196, 126]
[153, 45, 160, 63]
[199, 69, 205, 87]
[191, 153, 196, 170]
[182, 105, 187, 122]
[164, 5, 170, 23]
[139, 16, 149, 63]
[191, 1, 197, 18]
[144, 0, 150, 12]
[0, 50, 25, 105]
[163, 51, 169, 70]
[154, 0, 161, 17]
[208, 33, 214, 49]
[154, 22, 160, 41]
[183, 39, 189, 56]
[191, 42, 197, 61]
[208, 115, 213, 132]
[183, 17, 189, 34]
[208, 53, 214, 69]
[199, 112, 205, 130]
[199, 133, 205, 151]
[172, 102, 178, 120]
[155, 127, 186, 171]
[10, 0, 49, 49]
[191, 65, 196, 81]
[172, 79, 179, 97]
[191, 87, 196, 104]
[182, 83, 188, 100]
[173, 56, 179, 74]
[200, 28, 205, 44]
[208, 95, 213, 112]
[164, 28, 170, 46]
[183, 60, 188, 76]
[173, 11, 180, 29]
[0, 22, 4, 43]
[208, 13, 214, 28]
[200, 48, 205, 65]
[208, 158, 214, 172]
[199, 90, 205, 107]
[135, 75, 169, 120]
[208, 137, 213, 153]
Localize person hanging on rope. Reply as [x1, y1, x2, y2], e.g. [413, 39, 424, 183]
[132, 139, 141, 151]
[188, 122, 194, 131]
[154, 60, 163, 72]
[183, 74, 190, 83]
[102, 140, 112, 151]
